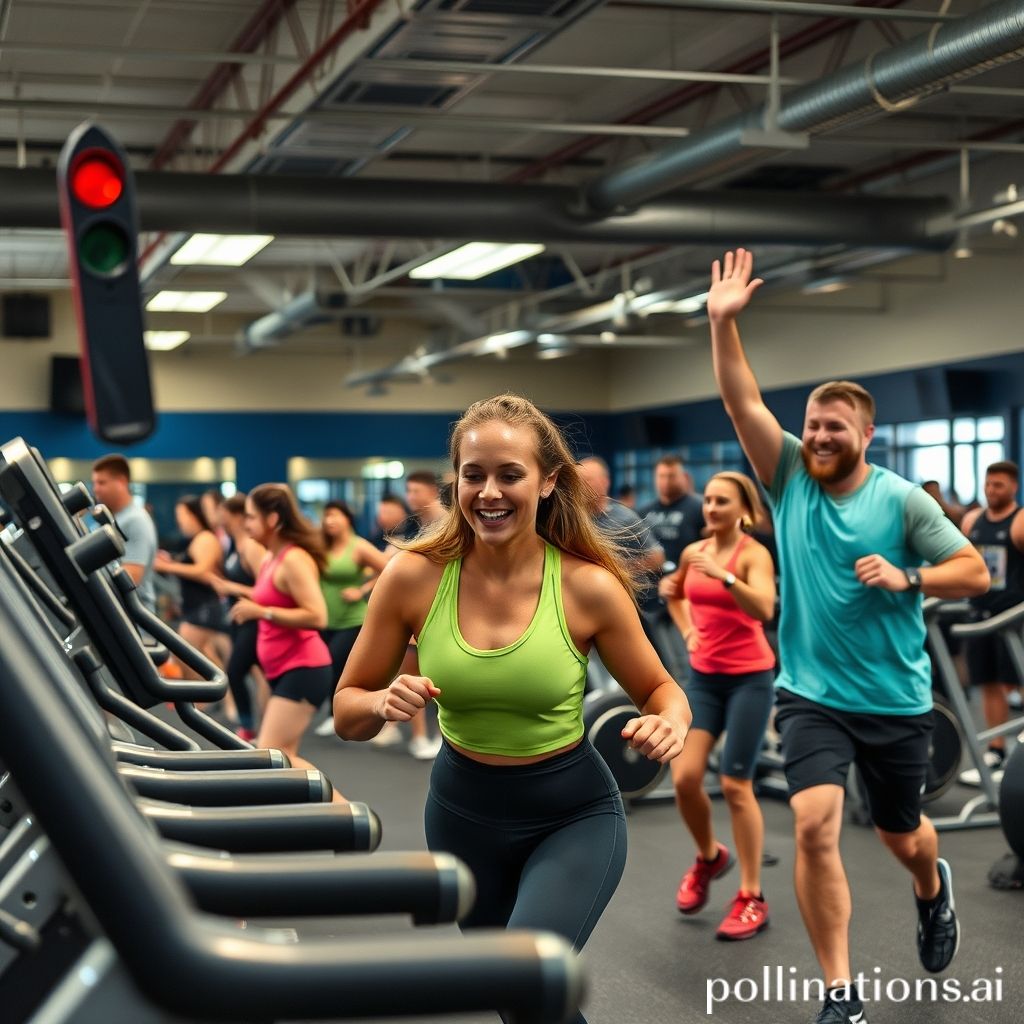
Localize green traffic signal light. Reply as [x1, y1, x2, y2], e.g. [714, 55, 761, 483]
[79, 222, 130, 277]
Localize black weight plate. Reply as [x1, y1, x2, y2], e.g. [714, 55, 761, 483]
[587, 703, 665, 799]
[923, 696, 964, 802]
[999, 744, 1024, 859]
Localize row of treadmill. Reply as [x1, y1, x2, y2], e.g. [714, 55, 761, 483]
[0, 435, 583, 1024]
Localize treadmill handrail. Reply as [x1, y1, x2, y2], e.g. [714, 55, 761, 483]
[0, 552, 580, 1023]
[950, 599, 1024, 638]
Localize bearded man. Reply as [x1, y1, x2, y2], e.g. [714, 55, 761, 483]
[706, 249, 989, 1024]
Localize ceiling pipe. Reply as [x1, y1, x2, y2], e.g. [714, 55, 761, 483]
[0, 167, 951, 247]
[585, 0, 1024, 211]
[343, 246, 911, 388]
[506, 0, 909, 185]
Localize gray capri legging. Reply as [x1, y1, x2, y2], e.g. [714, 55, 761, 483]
[686, 668, 776, 779]
[425, 737, 627, 1024]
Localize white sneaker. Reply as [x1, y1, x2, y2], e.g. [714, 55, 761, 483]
[313, 717, 336, 737]
[409, 735, 442, 761]
[958, 749, 1005, 787]
[369, 722, 403, 747]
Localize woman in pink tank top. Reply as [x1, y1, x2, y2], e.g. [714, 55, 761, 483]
[661, 471, 777, 942]
[228, 483, 335, 784]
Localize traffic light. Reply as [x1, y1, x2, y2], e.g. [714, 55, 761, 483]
[57, 122, 155, 443]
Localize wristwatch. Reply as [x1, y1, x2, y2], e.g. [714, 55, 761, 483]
[723, 572, 737, 588]
[903, 567, 923, 592]
[263, 608, 274, 622]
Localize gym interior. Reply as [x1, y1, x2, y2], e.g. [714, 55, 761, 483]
[0, 1, 1022, 1022]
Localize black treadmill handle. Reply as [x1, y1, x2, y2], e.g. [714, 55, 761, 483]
[118, 764, 332, 805]
[169, 848, 475, 924]
[138, 798, 381, 854]
[950, 598, 1024, 637]
[116, 579, 228, 701]
[112, 742, 289, 770]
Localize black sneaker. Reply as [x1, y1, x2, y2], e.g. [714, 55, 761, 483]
[916, 857, 961, 973]
[814, 990, 866, 1023]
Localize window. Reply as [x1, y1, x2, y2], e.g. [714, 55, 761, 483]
[880, 415, 1004, 504]
[613, 440, 745, 508]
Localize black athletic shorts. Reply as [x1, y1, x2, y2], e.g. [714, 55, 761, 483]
[773, 687, 933, 834]
[267, 664, 333, 708]
[965, 632, 1020, 688]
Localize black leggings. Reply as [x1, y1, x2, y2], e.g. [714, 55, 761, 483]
[226, 621, 259, 730]
[425, 739, 627, 1024]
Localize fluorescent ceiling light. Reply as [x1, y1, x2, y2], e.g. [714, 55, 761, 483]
[144, 330, 190, 351]
[146, 290, 227, 313]
[170, 233, 274, 266]
[802, 277, 850, 295]
[410, 242, 545, 281]
[638, 291, 709, 315]
[536, 333, 575, 360]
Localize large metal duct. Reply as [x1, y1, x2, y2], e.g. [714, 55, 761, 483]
[0, 167, 950, 248]
[586, 0, 1024, 211]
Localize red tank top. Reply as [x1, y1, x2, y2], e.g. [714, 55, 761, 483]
[682, 535, 775, 675]
[251, 545, 331, 680]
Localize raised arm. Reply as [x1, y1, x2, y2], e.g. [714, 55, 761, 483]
[708, 249, 783, 487]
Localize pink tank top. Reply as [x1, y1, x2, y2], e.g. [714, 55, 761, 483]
[682, 535, 775, 675]
[251, 545, 331, 680]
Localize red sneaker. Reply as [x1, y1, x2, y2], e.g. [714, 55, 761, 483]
[676, 843, 733, 915]
[716, 891, 769, 941]
[235, 727, 257, 742]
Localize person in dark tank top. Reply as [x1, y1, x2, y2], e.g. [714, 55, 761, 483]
[958, 460, 1024, 782]
[153, 495, 231, 687]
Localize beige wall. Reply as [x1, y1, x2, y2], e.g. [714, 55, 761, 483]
[2, 251, 1020, 416]
[0, 292, 612, 413]
[607, 251, 1024, 411]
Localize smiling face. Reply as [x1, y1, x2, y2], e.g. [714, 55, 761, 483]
[456, 419, 556, 547]
[703, 477, 745, 532]
[800, 398, 874, 487]
[984, 471, 1017, 514]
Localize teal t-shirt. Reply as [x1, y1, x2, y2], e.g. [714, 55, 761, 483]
[768, 432, 969, 715]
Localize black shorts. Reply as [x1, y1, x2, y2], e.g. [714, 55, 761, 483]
[965, 633, 1020, 687]
[181, 600, 230, 634]
[267, 664, 333, 708]
[773, 688, 933, 834]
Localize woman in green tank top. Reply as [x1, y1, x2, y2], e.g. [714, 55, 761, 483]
[319, 500, 390, 685]
[334, 394, 692, 1024]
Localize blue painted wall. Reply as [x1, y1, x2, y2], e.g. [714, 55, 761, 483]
[3, 350, 1022, 487]
[0, 409, 617, 490]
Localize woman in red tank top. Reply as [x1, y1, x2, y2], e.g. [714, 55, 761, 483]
[228, 484, 336, 786]
[662, 472, 777, 941]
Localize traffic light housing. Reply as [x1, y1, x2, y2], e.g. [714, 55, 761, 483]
[57, 122, 155, 443]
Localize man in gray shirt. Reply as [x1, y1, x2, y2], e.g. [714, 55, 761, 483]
[578, 456, 664, 572]
[91, 454, 157, 612]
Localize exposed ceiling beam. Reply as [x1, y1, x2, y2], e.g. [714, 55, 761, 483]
[0, 167, 951, 248]
[613, 0, 961, 20]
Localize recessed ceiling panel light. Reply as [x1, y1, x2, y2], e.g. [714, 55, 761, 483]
[410, 242, 545, 281]
[146, 290, 227, 313]
[143, 330, 190, 351]
[171, 234, 274, 266]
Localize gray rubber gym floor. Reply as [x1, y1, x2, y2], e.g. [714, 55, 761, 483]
[286, 729, 1021, 1024]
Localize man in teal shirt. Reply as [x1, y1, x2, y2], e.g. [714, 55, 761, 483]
[707, 249, 989, 1024]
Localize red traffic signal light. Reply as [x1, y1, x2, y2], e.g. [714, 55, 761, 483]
[57, 122, 154, 444]
[69, 150, 124, 209]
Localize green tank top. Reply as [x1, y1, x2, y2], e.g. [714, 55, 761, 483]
[320, 539, 367, 630]
[417, 543, 588, 757]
